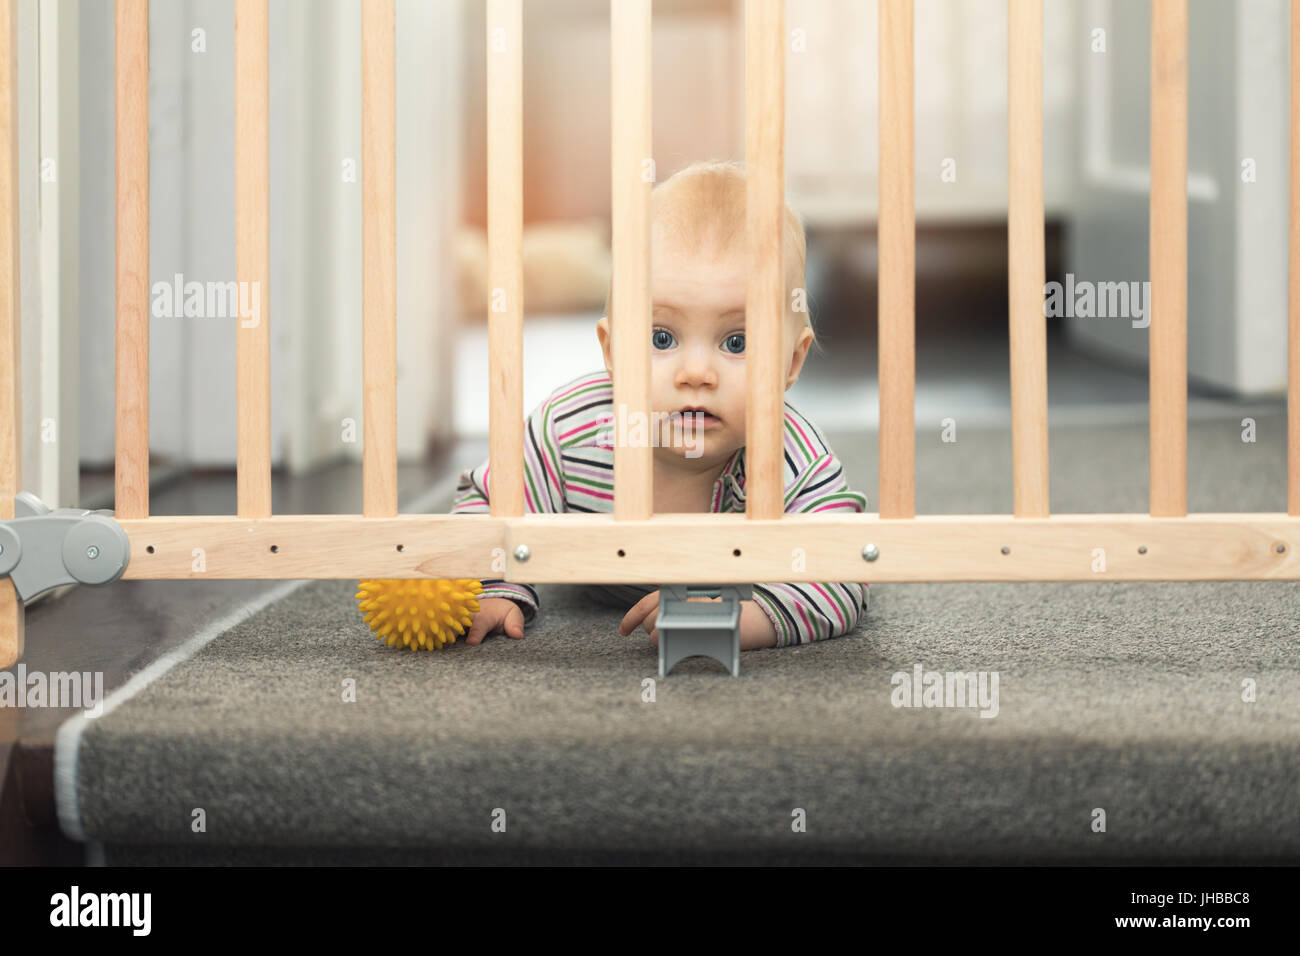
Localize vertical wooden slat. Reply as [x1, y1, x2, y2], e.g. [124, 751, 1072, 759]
[1290, 0, 1300, 514]
[878, 0, 915, 519]
[235, 0, 270, 517]
[362, 0, 397, 517]
[1008, 0, 1049, 517]
[744, 0, 784, 521]
[610, 0, 652, 521]
[115, 0, 149, 520]
[0, 0, 22, 667]
[1150, 0, 1188, 517]
[488, 0, 525, 517]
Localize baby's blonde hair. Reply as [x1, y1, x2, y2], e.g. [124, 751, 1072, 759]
[604, 159, 818, 353]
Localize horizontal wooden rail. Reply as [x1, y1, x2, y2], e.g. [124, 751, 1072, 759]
[114, 513, 1300, 583]
[119, 515, 507, 579]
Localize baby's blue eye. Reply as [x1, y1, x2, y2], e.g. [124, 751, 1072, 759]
[652, 329, 675, 350]
[723, 333, 746, 354]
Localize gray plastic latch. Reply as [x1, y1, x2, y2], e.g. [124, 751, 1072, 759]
[654, 583, 752, 677]
[0, 491, 131, 601]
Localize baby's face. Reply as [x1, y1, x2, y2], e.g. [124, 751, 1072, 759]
[646, 241, 750, 461]
[597, 236, 812, 466]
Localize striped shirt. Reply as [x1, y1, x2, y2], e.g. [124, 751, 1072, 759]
[451, 370, 871, 646]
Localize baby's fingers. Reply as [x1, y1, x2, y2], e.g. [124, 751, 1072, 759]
[620, 591, 660, 636]
[618, 605, 645, 636]
[465, 609, 498, 646]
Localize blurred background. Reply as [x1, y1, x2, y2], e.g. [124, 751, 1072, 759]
[10, 0, 1293, 512]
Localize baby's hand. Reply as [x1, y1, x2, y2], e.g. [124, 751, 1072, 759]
[620, 591, 778, 650]
[618, 591, 725, 646]
[464, 597, 526, 645]
[619, 590, 662, 643]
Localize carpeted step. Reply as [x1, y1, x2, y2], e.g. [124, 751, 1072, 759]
[54, 414, 1300, 862]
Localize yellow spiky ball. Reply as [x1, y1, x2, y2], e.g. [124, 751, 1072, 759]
[355, 578, 484, 651]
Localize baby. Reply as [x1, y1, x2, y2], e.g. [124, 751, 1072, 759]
[452, 159, 870, 650]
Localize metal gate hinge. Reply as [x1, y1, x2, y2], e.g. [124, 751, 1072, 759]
[0, 491, 131, 602]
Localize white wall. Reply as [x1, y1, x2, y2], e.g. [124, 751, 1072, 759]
[786, 0, 1079, 224]
[77, 0, 463, 471]
[76, 0, 112, 470]
[1066, 0, 1289, 397]
[15, 0, 78, 509]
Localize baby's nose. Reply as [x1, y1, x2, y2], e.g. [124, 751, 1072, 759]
[675, 353, 718, 384]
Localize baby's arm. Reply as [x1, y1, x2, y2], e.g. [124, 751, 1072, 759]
[752, 453, 871, 647]
[751, 582, 869, 646]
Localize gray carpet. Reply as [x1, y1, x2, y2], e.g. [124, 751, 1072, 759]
[60, 413, 1300, 864]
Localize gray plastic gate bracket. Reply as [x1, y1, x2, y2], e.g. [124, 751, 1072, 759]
[0, 490, 131, 602]
[654, 583, 752, 677]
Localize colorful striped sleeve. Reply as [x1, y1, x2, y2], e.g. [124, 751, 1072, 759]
[449, 392, 568, 625]
[751, 453, 871, 647]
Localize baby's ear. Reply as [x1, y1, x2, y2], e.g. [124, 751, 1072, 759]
[596, 315, 614, 371]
